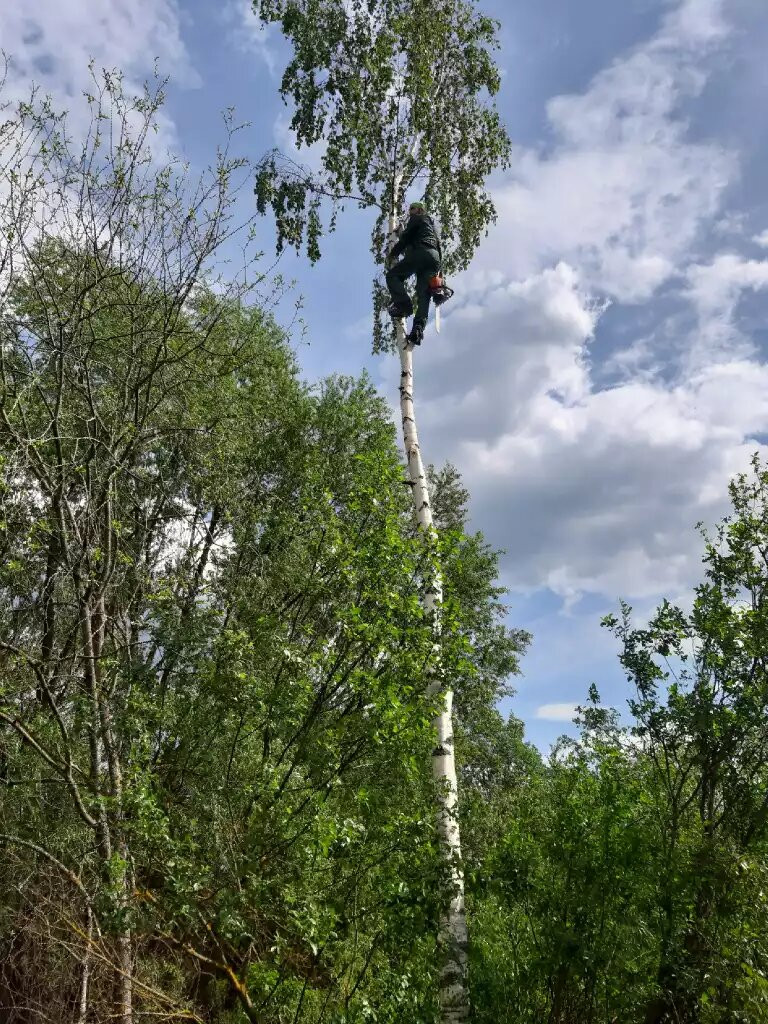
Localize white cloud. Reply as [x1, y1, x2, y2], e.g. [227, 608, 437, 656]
[659, 0, 728, 46]
[224, 0, 282, 77]
[0, 0, 196, 145]
[478, 0, 734, 303]
[683, 254, 768, 365]
[414, 263, 768, 601]
[222, 1, 326, 170]
[417, 262, 598, 444]
[382, 0, 768, 613]
[686, 254, 768, 315]
[536, 703, 578, 722]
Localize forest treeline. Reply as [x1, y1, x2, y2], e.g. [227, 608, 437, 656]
[2, 68, 768, 1024]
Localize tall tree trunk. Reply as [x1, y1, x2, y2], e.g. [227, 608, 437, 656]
[389, 197, 469, 1023]
[81, 595, 133, 1024]
[114, 928, 134, 1024]
[78, 907, 93, 1024]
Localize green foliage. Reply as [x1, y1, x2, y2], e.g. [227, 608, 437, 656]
[8, 43, 768, 1024]
[0, 258, 453, 1018]
[251, 0, 511, 351]
[0, 67, 517, 1024]
[468, 457, 768, 1024]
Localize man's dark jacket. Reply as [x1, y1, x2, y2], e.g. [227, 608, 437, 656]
[390, 213, 441, 260]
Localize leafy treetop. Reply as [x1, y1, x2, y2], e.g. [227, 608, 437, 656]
[252, 0, 511, 350]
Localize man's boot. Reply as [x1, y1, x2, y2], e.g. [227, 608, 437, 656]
[406, 321, 424, 346]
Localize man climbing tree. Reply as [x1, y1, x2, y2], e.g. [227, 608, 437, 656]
[387, 199, 442, 346]
[251, 1, 511, 1018]
[252, 0, 509, 353]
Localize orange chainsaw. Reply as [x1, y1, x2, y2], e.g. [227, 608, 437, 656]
[428, 273, 454, 334]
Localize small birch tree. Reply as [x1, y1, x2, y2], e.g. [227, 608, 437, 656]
[251, 2, 511, 1018]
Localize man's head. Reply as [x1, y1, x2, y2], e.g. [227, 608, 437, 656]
[408, 200, 426, 217]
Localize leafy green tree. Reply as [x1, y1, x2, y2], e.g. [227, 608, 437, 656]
[0, 66, 521, 1024]
[0, 65, 269, 1023]
[604, 455, 768, 1023]
[252, 0, 510, 350]
[468, 689, 656, 1024]
[468, 457, 768, 1024]
[249, 3, 512, 1016]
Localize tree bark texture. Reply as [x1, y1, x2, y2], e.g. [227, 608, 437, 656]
[389, 200, 469, 1023]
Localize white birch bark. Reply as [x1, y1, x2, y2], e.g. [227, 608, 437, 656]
[389, 198, 469, 1023]
[77, 907, 93, 1024]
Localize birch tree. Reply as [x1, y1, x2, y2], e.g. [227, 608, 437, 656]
[252, 1, 511, 1018]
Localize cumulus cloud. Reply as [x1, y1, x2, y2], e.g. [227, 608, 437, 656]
[536, 703, 578, 722]
[224, 0, 283, 78]
[473, 0, 734, 303]
[222, 1, 325, 168]
[417, 263, 598, 444]
[686, 254, 768, 314]
[684, 254, 768, 366]
[386, 0, 768, 613]
[0, 0, 196, 145]
[416, 266, 768, 601]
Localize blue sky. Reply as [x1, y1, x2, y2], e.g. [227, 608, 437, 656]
[3, 0, 768, 750]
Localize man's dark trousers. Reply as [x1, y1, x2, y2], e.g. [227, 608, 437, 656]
[386, 246, 441, 325]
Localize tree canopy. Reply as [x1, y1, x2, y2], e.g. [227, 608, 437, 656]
[3, 39, 768, 1024]
[0, 67, 524, 1024]
[251, 0, 510, 351]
